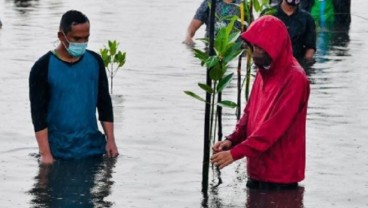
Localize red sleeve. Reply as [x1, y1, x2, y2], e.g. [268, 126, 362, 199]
[226, 102, 249, 146]
[230, 72, 310, 160]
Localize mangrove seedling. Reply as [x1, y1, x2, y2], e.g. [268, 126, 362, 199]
[185, 15, 243, 146]
[99, 40, 126, 95]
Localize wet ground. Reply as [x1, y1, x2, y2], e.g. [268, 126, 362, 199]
[0, 0, 367, 207]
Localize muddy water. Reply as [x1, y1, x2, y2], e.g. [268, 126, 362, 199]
[0, 0, 367, 207]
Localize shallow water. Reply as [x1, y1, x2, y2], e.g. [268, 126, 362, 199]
[0, 0, 368, 207]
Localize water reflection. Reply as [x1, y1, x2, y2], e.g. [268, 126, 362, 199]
[245, 187, 304, 208]
[29, 157, 117, 208]
[314, 14, 351, 63]
[202, 181, 304, 208]
[302, 14, 350, 78]
[14, 0, 38, 8]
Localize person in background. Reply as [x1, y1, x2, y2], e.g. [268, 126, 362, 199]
[273, 0, 316, 64]
[211, 15, 310, 190]
[29, 10, 119, 165]
[301, 0, 351, 28]
[183, 0, 242, 46]
[304, 0, 335, 25]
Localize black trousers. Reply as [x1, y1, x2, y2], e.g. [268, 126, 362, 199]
[246, 178, 298, 191]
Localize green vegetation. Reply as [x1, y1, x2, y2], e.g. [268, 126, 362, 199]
[99, 40, 126, 95]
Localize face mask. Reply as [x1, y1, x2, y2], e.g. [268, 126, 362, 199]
[252, 53, 272, 70]
[62, 32, 88, 57]
[285, 0, 300, 6]
[253, 53, 272, 70]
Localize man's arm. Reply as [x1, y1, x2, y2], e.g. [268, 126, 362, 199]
[303, 15, 317, 62]
[183, 19, 203, 46]
[29, 52, 53, 164]
[35, 128, 54, 164]
[183, 0, 208, 46]
[92, 51, 119, 158]
[304, 48, 315, 61]
[101, 121, 119, 158]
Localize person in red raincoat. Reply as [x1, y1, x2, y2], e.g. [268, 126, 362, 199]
[211, 15, 310, 190]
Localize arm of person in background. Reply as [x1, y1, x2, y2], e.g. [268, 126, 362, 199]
[183, 0, 209, 46]
[183, 19, 204, 46]
[303, 14, 317, 64]
[101, 121, 119, 158]
[304, 48, 315, 61]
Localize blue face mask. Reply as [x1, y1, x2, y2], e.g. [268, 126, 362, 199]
[62, 32, 88, 57]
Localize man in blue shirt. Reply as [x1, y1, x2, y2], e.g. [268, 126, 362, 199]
[29, 10, 119, 165]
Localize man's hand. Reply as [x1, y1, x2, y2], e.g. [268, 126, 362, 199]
[182, 38, 195, 47]
[212, 140, 232, 154]
[211, 151, 234, 169]
[105, 140, 119, 158]
[39, 153, 54, 165]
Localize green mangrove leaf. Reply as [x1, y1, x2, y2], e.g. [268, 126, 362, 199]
[223, 43, 244, 64]
[222, 41, 240, 64]
[217, 100, 237, 109]
[205, 56, 219, 69]
[194, 48, 209, 63]
[105, 55, 112, 68]
[215, 27, 227, 53]
[198, 83, 214, 94]
[254, 0, 261, 12]
[237, 18, 249, 28]
[217, 73, 234, 93]
[209, 65, 224, 81]
[184, 91, 206, 103]
[108, 40, 118, 56]
[114, 51, 126, 68]
[228, 31, 241, 43]
[225, 16, 238, 36]
[196, 37, 209, 45]
[261, 7, 277, 16]
[99, 48, 109, 67]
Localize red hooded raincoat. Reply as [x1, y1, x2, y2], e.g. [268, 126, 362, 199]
[227, 16, 310, 184]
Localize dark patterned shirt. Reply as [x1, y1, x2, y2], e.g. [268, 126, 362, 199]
[194, 0, 242, 36]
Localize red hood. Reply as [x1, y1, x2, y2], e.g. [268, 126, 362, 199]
[241, 15, 295, 78]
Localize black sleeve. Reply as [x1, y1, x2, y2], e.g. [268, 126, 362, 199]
[303, 14, 317, 51]
[29, 52, 51, 132]
[300, 0, 314, 12]
[89, 50, 114, 122]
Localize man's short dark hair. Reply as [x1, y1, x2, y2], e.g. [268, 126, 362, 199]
[59, 10, 89, 34]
